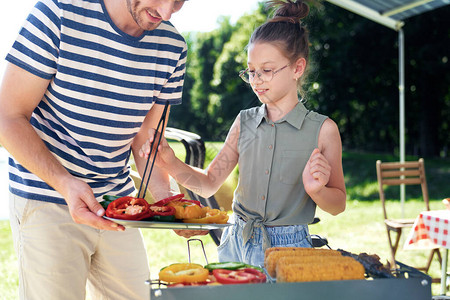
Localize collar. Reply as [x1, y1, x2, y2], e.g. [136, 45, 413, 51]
[255, 101, 308, 130]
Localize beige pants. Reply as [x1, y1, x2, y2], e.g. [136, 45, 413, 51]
[9, 193, 150, 300]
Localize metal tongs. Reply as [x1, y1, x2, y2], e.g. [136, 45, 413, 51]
[137, 101, 170, 199]
[187, 238, 209, 265]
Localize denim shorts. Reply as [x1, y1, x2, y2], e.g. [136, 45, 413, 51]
[217, 215, 312, 268]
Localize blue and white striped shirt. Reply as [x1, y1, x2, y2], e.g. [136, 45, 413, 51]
[6, 0, 187, 204]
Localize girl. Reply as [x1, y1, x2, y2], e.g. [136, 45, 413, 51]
[140, 0, 346, 268]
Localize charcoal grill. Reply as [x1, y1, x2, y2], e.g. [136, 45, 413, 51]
[147, 240, 432, 300]
[148, 276, 430, 300]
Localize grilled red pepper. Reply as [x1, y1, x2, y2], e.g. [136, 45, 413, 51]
[153, 194, 185, 206]
[147, 204, 176, 222]
[152, 194, 203, 220]
[239, 268, 266, 283]
[105, 196, 151, 220]
[212, 269, 257, 284]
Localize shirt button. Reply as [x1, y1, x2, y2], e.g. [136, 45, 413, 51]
[265, 170, 269, 175]
[268, 145, 273, 150]
[261, 195, 266, 200]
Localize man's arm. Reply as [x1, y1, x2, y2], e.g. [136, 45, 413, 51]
[0, 63, 123, 231]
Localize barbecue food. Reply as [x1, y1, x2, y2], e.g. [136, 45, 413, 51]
[183, 207, 229, 224]
[167, 199, 206, 220]
[265, 246, 311, 258]
[338, 249, 394, 278]
[276, 256, 365, 282]
[264, 247, 342, 278]
[159, 263, 209, 283]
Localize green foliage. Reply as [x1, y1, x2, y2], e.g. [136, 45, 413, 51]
[168, 3, 449, 158]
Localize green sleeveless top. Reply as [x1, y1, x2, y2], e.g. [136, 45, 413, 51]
[232, 101, 327, 249]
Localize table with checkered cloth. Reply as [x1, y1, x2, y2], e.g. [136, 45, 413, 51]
[405, 210, 450, 296]
[405, 210, 450, 249]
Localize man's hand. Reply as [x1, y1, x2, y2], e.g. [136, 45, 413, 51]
[63, 177, 125, 231]
[173, 229, 209, 238]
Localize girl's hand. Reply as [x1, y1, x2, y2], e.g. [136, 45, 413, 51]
[302, 148, 331, 196]
[138, 128, 175, 167]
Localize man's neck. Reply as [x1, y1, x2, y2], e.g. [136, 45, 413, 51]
[103, 0, 144, 37]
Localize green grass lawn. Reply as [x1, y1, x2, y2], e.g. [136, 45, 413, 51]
[1, 146, 449, 298]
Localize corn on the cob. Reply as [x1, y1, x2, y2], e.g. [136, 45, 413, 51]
[276, 257, 365, 282]
[264, 248, 341, 277]
[264, 246, 307, 258]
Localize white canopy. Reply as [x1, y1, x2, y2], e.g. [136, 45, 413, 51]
[326, 0, 449, 30]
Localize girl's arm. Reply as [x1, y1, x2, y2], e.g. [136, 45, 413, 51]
[302, 118, 346, 215]
[141, 115, 241, 198]
[132, 103, 173, 200]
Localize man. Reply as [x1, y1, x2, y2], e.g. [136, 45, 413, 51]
[0, 0, 188, 299]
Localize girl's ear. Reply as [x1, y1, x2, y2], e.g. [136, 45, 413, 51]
[293, 57, 306, 80]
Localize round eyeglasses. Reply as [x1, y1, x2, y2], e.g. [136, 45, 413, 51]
[239, 64, 290, 83]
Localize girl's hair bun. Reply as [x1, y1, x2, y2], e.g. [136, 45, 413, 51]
[266, 0, 310, 24]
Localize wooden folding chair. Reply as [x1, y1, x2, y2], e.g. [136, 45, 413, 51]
[376, 158, 441, 273]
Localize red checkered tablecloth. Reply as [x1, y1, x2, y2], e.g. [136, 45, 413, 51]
[405, 210, 450, 249]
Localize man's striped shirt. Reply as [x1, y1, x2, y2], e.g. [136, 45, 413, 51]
[6, 0, 187, 204]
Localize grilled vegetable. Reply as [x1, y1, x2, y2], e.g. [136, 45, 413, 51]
[147, 204, 176, 222]
[152, 194, 185, 206]
[265, 247, 342, 278]
[105, 196, 151, 220]
[276, 257, 365, 282]
[204, 262, 247, 271]
[167, 199, 205, 220]
[159, 263, 209, 283]
[183, 208, 229, 224]
[212, 268, 266, 284]
[99, 195, 120, 210]
[239, 268, 266, 283]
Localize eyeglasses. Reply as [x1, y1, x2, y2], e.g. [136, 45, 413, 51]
[239, 64, 290, 83]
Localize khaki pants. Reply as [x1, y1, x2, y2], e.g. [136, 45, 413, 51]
[9, 193, 150, 300]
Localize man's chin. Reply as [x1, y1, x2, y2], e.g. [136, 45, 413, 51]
[144, 21, 162, 31]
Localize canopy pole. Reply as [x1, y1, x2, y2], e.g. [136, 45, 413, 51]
[399, 28, 406, 218]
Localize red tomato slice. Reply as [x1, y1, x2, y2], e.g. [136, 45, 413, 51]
[212, 269, 257, 284]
